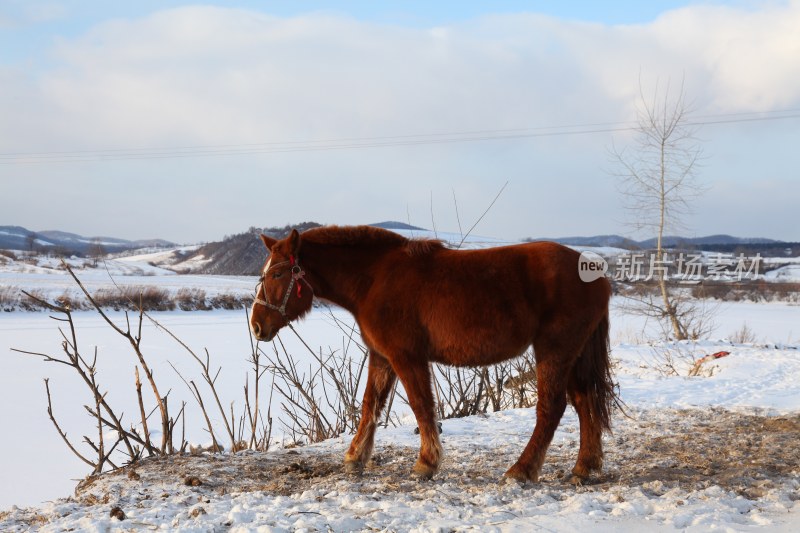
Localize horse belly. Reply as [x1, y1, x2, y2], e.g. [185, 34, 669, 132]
[425, 308, 533, 367]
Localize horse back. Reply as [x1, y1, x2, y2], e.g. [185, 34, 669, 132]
[357, 240, 610, 367]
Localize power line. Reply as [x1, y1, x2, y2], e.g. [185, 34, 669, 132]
[2, 109, 798, 164]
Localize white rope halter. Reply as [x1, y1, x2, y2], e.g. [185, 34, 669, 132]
[253, 256, 313, 319]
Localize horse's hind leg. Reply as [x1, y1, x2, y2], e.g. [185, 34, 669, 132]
[504, 357, 568, 483]
[344, 351, 397, 474]
[567, 314, 613, 482]
[392, 361, 442, 479]
[567, 386, 604, 482]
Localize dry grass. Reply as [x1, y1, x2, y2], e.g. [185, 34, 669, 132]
[175, 288, 211, 311]
[11, 286, 252, 312]
[209, 293, 252, 310]
[729, 322, 758, 344]
[0, 286, 19, 310]
[73, 408, 800, 501]
[691, 281, 800, 303]
[6, 408, 797, 531]
[92, 285, 174, 311]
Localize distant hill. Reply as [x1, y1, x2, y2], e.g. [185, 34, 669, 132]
[0, 225, 174, 255]
[182, 221, 323, 275]
[369, 221, 426, 231]
[535, 235, 640, 249]
[181, 221, 424, 275]
[161, 225, 800, 274]
[637, 234, 778, 248]
[5, 222, 796, 272]
[526, 233, 789, 252]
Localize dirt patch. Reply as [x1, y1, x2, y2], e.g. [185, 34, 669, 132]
[600, 409, 800, 498]
[75, 408, 800, 503]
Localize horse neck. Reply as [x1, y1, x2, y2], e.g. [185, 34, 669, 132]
[301, 242, 380, 314]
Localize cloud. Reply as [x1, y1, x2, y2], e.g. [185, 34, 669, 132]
[650, 2, 800, 110]
[2, 3, 799, 241]
[11, 4, 798, 147]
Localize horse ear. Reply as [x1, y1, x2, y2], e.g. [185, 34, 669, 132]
[288, 228, 301, 255]
[259, 234, 277, 249]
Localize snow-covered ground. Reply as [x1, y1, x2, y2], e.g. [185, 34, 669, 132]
[0, 259, 799, 530]
[0, 252, 254, 309]
[0, 233, 510, 309]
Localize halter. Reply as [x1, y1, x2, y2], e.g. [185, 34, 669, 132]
[253, 255, 313, 320]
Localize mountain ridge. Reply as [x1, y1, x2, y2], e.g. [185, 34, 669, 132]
[2, 224, 796, 264]
[0, 225, 174, 255]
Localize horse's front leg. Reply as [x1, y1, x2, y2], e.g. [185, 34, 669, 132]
[344, 350, 397, 474]
[393, 361, 442, 479]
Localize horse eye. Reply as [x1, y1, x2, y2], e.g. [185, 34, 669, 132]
[272, 271, 283, 279]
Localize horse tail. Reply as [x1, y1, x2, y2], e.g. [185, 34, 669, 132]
[571, 312, 618, 432]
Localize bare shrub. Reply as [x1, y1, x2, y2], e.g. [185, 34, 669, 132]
[644, 344, 700, 377]
[17, 289, 49, 311]
[618, 291, 718, 341]
[762, 282, 800, 303]
[13, 290, 159, 471]
[11, 261, 274, 477]
[0, 285, 20, 311]
[729, 322, 757, 344]
[432, 348, 538, 419]
[691, 283, 733, 301]
[93, 286, 174, 311]
[688, 280, 800, 304]
[643, 343, 727, 378]
[261, 326, 368, 445]
[54, 291, 87, 311]
[175, 288, 210, 311]
[209, 293, 252, 310]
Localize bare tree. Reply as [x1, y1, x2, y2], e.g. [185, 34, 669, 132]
[612, 78, 708, 340]
[11, 263, 276, 476]
[87, 238, 106, 267]
[26, 232, 38, 253]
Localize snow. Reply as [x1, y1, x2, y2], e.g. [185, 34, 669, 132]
[391, 228, 517, 249]
[0, 254, 254, 307]
[614, 340, 800, 413]
[1, 267, 799, 530]
[764, 264, 800, 282]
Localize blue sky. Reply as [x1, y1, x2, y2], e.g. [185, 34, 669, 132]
[1, 1, 798, 243]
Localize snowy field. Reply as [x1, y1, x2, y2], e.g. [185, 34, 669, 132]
[0, 252, 255, 308]
[0, 265, 799, 530]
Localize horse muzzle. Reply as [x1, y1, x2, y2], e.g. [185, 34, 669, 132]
[251, 322, 277, 342]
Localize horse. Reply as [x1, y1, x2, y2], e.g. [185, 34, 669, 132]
[249, 225, 616, 483]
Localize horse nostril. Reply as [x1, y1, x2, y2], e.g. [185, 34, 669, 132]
[253, 323, 261, 337]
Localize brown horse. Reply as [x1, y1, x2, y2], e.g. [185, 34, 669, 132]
[250, 225, 616, 483]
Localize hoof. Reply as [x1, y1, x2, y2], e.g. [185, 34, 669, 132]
[569, 474, 586, 486]
[343, 460, 364, 476]
[411, 461, 436, 481]
[503, 464, 538, 484]
[571, 461, 601, 483]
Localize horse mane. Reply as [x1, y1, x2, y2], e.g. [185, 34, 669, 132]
[302, 225, 443, 256]
[405, 238, 444, 256]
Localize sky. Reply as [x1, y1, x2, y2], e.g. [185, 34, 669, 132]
[1, 1, 799, 244]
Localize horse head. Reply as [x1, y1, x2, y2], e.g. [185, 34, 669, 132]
[249, 229, 314, 341]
